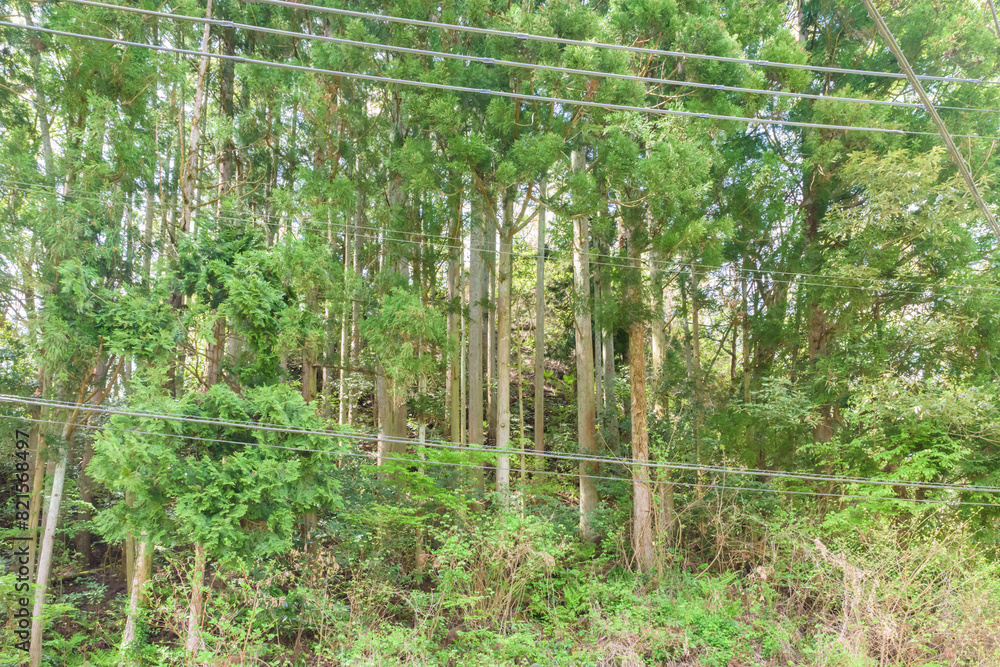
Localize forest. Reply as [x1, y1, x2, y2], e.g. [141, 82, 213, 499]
[2, 0, 1000, 664]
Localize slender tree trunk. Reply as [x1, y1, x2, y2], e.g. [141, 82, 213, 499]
[533, 178, 546, 467]
[594, 268, 606, 418]
[29, 418, 76, 667]
[185, 542, 207, 662]
[121, 535, 150, 651]
[179, 0, 212, 233]
[448, 185, 462, 440]
[602, 296, 619, 454]
[572, 147, 599, 540]
[348, 190, 363, 427]
[74, 441, 94, 566]
[486, 201, 497, 444]
[338, 199, 355, 424]
[25, 426, 46, 584]
[650, 250, 667, 418]
[690, 265, 704, 466]
[22, 2, 54, 182]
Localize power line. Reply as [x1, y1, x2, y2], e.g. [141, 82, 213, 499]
[55, 0, 1000, 116]
[4, 21, 1000, 141]
[4, 178, 1000, 298]
[3, 413, 997, 507]
[247, 0, 999, 88]
[861, 0, 1000, 247]
[5, 394, 1000, 496]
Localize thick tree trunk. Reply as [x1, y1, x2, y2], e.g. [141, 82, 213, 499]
[376, 372, 408, 464]
[496, 206, 514, 500]
[534, 178, 546, 466]
[185, 542, 207, 662]
[572, 148, 599, 540]
[629, 316, 654, 571]
[468, 202, 486, 490]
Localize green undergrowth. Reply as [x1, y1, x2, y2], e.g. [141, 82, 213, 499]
[7, 500, 1000, 667]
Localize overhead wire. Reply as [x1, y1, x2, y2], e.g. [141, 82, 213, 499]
[4, 178, 999, 298]
[8, 413, 996, 507]
[5, 394, 1000, 497]
[247, 0, 999, 87]
[52, 0, 1000, 116]
[3, 21, 1000, 141]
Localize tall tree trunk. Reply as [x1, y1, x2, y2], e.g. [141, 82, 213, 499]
[74, 441, 94, 566]
[486, 200, 497, 444]
[496, 193, 514, 501]
[29, 416, 78, 667]
[690, 264, 704, 466]
[339, 195, 357, 424]
[447, 184, 462, 440]
[594, 267, 606, 418]
[468, 199, 486, 490]
[571, 147, 599, 540]
[348, 189, 363, 427]
[185, 542, 207, 662]
[627, 217, 654, 570]
[21, 2, 54, 182]
[533, 177, 546, 467]
[25, 424, 46, 585]
[629, 316, 654, 571]
[602, 292, 620, 454]
[179, 0, 212, 233]
[650, 250, 667, 418]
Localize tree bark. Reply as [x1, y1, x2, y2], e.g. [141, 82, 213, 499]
[650, 250, 668, 418]
[25, 426, 46, 584]
[185, 542, 207, 662]
[486, 200, 497, 444]
[534, 177, 546, 467]
[29, 417, 77, 667]
[690, 265, 704, 466]
[338, 197, 355, 424]
[468, 199, 486, 490]
[179, 0, 212, 233]
[571, 147, 599, 540]
[447, 184, 462, 441]
[629, 316, 654, 571]
[121, 535, 150, 651]
[602, 293, 620, 454]
[496, 196, 514, 501]
[74, 440, 94, 566]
